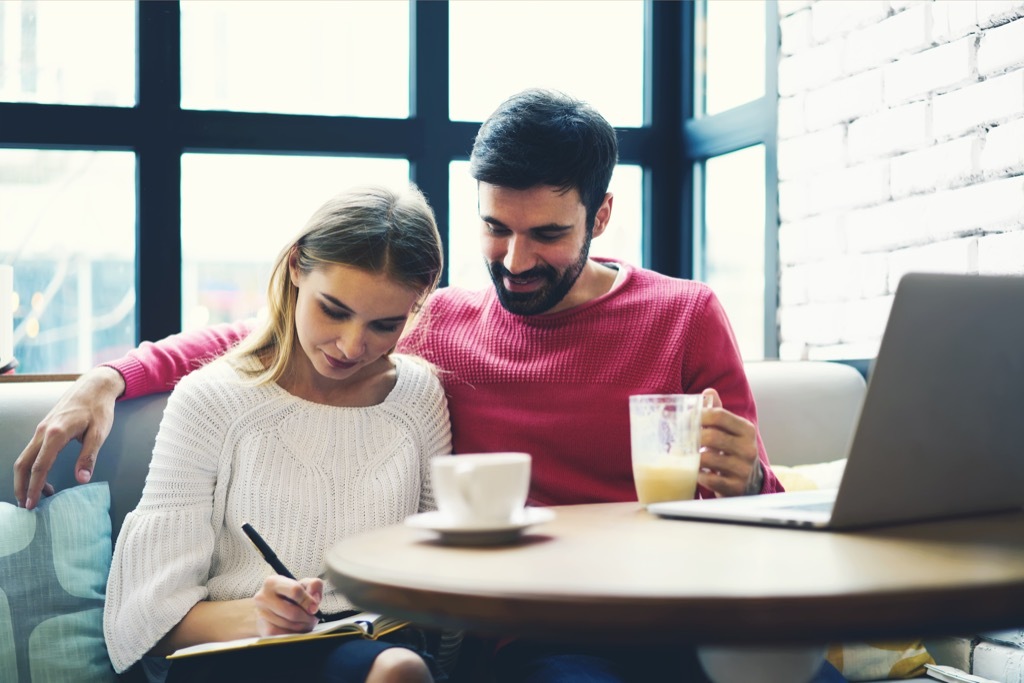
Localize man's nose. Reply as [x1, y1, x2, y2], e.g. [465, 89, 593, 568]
[503, 234, 534, 274]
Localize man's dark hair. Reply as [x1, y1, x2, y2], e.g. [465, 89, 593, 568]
[469, 89, 619, 230]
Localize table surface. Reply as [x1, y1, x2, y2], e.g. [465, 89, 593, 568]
[326, 502, 1024, 645]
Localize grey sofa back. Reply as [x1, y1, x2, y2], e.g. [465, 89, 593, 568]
[0, 380, 169, 540]
[2, 361, 870, 539]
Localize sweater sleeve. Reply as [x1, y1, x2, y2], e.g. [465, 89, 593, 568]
[683, 288, 784, 496]
[103, 320, 255, 400]
[102, 372, 228, 672]
[415, 363, 452, 514]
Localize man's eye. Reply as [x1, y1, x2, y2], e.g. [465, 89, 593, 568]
[535, 231, 562, 242]
[485, 224, 509, 235]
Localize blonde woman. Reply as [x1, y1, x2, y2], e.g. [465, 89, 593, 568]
[104, 185, 451, 683]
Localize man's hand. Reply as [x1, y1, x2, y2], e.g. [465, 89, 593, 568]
[253, 576, 323, 636]
[698, 388, 762, 497]
[13, 366, 125, 509]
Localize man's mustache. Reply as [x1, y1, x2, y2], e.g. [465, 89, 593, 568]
[490, 263, 555, 281]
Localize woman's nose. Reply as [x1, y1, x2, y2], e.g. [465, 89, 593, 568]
[336, 325, 366, 359]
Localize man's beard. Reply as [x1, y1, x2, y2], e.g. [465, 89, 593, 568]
[488, 236, 591, 316]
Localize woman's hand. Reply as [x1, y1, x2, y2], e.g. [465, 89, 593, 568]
[253, 575, 324, 636]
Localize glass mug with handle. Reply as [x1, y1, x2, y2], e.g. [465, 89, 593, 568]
[629, 393, 713, 505]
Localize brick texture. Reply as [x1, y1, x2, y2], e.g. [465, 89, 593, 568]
[775, 4, 1024, 360]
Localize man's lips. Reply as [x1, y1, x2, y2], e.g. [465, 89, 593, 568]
[503, 273, 544, 293]
[323, 353, 357, 370]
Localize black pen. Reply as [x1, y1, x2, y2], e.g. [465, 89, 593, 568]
[242, 522, 325, 621]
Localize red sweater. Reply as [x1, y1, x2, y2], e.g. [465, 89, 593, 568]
[108, 260, 781, 505]
[401, 261, 781, 504]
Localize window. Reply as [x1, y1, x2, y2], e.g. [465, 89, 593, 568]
[702, 145, 766, 361]
[449, 0, 644, 127]
[181, 154, 410, 330]
[0, 0, 135, 106]
[180, 1, 409, 118]
[1, 0, 718, 373]
[0, 149, 136, 372]
[689, 0, 779, 359]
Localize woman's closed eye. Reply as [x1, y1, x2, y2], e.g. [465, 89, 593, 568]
[371, 321, 401, 334]
[319, 302, 401, 334]
[318, 301, 349, 321]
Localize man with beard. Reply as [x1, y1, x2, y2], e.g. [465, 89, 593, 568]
[15, 89, 799, 682]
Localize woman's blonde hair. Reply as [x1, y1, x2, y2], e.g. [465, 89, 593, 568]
[225, 183, 443, 385]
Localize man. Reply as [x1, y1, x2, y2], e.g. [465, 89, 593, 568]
[15, 89, 791, 681]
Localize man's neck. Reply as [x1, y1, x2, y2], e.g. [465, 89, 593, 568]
[543, 259, 620, 315]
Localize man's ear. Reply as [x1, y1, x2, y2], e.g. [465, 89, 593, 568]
[592, 193, 614, 238]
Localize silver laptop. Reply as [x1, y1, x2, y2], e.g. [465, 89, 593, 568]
[649, 272, 1024, 530]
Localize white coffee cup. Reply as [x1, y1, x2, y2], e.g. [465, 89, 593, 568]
[431, 453, 531, 526]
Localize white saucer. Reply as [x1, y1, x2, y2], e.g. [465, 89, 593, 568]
[404, 507, 556, 546]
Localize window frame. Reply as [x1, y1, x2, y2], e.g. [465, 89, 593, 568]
[685, 0, 780, 359]
[0, 0, 778, 361]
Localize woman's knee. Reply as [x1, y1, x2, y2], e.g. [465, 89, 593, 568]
[365, 647, 433, 683]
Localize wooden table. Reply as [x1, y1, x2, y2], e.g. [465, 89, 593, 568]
[326, 502, 1024, 647]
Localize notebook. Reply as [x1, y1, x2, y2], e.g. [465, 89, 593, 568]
[649, 272, 1024, 530]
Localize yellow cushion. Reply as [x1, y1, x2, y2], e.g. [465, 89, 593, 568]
[772, 458, 846, 492]
[770, 459, 935, 680]
[826, 641, 934, 681]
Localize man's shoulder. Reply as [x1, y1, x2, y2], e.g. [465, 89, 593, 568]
[619, 264, 715, 304]
[430, 285, 491, 307]
[425, 285, 495, 320]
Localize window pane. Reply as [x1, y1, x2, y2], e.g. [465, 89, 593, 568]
[448, 161, 643, 291]
[0, 0, 135, 106]
[181, 154, 410, 330]
[0, 150, 136, 373]
[449, 1, 644, 127]
[702, 145, 765, 360]
[698, 0, 765, 116]
[181, 1, 409, 117]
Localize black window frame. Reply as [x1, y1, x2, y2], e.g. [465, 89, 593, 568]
[0, 0, 779, 359]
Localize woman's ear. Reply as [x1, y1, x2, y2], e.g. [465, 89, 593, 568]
[288, 247, 301, 288]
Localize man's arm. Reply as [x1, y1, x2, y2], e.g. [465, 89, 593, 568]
[12, 321, 253, 509]
[682, 289, 783, 498]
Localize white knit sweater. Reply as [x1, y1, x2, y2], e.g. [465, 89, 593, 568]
[102, 354, 451, 673]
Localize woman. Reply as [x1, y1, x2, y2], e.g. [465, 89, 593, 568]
[104, 184, 451, 683]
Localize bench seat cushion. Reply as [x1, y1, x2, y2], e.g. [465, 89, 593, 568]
[0, 482, 117, 682]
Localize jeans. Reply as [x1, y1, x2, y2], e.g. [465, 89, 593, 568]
[492, 640, 847, 683]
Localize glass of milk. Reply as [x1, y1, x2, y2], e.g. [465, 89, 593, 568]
[628, 394, 712, 505]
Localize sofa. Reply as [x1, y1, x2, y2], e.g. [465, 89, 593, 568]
[0, 363, 992, 682]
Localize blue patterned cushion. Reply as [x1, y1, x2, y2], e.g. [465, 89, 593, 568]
[0, 482, 117, 682]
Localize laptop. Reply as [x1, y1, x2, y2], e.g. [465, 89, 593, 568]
[649, 272, 1024, 530]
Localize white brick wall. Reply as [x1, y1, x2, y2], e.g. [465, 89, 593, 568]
[884, 37, 974, 106]
[980, 117, 1024, 173]
[890, 135, 980, 198]
[932, 68, 1024, 139]
[776, 1, 1024, 361]
[979, 229, 1024, 272]
[978, 14, 1024, 75]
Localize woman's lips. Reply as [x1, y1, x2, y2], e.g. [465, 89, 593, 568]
[324, 353, 357, 370]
